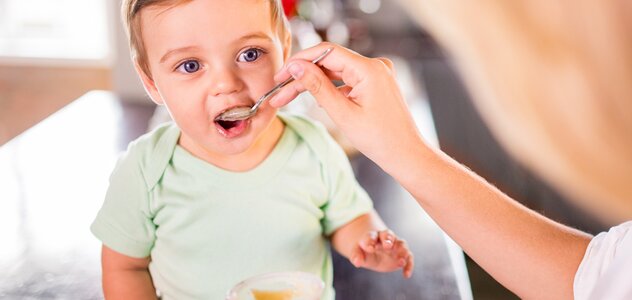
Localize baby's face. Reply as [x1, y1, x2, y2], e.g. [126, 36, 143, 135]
[138, 0, 288, 157]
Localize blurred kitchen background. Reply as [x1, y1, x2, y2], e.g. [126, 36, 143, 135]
[0, 0, 610, 299]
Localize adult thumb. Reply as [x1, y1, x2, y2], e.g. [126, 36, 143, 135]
[286, 60, 354, 115]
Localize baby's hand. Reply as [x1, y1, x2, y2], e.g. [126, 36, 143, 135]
[350, 229, 414, 278]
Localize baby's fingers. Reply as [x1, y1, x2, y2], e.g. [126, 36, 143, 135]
[393, 240, 414, 278]
[350, 245, 366, 268]
[377, 229, 396, 250]
[358, 231, 379, 253]
[403, 253, 414, 278]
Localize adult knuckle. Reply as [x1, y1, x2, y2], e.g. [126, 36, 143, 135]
[305, 74, 323, 95]
[372, 58, 395, 76]
[320, 41, 335, 49]
[369, 57, 384, 68]
[377, 57, 394, 71]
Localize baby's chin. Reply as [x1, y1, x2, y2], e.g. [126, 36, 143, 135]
[211, 139, 256, 156]
[179, 127, 255, 157]
[212, 127, 268, 154]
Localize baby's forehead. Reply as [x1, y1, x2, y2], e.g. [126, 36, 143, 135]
[139, 0, 284, 59]
[140, 0, 275, 23]
[139, 0, 278, 37]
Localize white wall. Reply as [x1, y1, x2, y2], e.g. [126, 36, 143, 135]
[108, 0, 149, 103]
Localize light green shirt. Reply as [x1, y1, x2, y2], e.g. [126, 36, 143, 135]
[91, 113, 372, 300]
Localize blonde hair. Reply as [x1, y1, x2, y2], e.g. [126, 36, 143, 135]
[121, 0, 290, 78]
[400, 0, 632, 223]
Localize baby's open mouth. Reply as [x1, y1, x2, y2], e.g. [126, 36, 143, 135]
[214, 119, 249, 138]
[213, 106, 252, 138]
[216, 120, 240, 131]
[213, 107, 251, 138]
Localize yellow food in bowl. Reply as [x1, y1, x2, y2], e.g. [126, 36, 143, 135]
[251, 289, 294, 300]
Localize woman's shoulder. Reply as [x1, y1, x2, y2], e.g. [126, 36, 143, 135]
[589, 221, 632, 255]
[574, 221, 632, 299]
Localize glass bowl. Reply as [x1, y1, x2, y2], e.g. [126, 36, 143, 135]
[225, 271, 324, 300]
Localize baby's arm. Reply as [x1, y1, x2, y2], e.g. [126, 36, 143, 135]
[331, 210, 414, 278]
[101, 245, 158, 300]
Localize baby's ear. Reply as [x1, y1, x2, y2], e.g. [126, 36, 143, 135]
[134, 63, 164, 105]
[282, 31, 292, 62]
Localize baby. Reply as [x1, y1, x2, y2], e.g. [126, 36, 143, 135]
[91, 0, 413, 299]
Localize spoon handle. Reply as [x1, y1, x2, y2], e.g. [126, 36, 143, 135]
[252, 47, 334, 111]
[251, 76, 295, 111]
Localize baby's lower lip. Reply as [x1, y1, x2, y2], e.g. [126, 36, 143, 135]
[214, 119, 249, 138]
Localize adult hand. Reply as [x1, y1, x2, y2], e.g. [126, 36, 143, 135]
[270, 43, 428, 173]
[271, 44, 592, 300]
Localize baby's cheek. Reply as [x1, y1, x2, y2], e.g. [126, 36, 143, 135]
[172, 106, 206, 131]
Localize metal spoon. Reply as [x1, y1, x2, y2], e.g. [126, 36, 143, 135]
[215, 47, 333, 122]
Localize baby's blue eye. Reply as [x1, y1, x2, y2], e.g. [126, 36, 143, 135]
[177, 60, 200, 73]
[238, 48, 262, 63]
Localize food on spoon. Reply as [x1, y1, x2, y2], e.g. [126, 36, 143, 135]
[217, 106, 251, 121]
[251, 289, 294, 300]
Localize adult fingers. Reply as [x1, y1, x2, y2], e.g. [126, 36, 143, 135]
[268, 82, 351, 109]
[275, 42, 373, 89]
[268, 79, 306, 107]
[271, 59, 357, 118]
[375, 57, 395, 73]
[274, 63, 343, 84]
[337, 85, 353, 98]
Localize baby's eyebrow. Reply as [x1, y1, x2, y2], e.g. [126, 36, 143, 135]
[235, 32, 273, 44]
[160, 46, 200, 64]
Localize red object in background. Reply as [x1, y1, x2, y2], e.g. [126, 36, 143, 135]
[282, 0, 298, 18]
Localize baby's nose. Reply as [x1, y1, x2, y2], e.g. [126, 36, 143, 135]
[208, 67, 243, 96]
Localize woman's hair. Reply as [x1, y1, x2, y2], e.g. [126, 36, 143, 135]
[400, 0, 632, 222]
[121, 0, 290, 78]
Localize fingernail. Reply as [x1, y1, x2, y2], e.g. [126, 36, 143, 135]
[288, 63, 303, 79]
[385, 239, 393, 247]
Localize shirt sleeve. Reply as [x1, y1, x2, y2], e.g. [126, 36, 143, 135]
[574, 221, 632, 300]
[319, 130, 373, 236]
[90, 150, 157, 258]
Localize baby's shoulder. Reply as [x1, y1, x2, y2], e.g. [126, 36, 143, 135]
[280, 112, 334, 141]
[279, 113, 334, 152]
[116, 122, 180, 189]
[278, 112, 344, 163]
